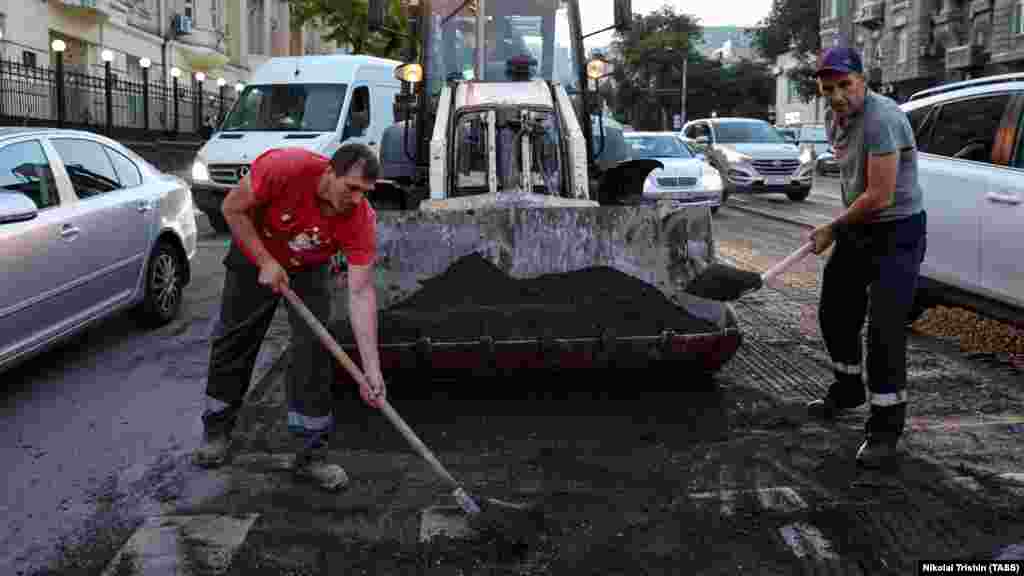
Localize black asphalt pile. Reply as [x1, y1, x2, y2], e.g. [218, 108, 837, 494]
[336, 252, 719, 343]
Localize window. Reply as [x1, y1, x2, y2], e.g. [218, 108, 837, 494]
[342, 86, 370, 140]
[1014, 0, 1023, 35]
[0, 141, 59, 210]
[906, 104, 935, 140]
[787, 78, 800, 104]
[714, 121, 787, 144]
[221, 84, 348, 132]
[104, 147, 143, 188]
[49, 139, 122, 198]
[897, 29, 908, 63]
[624, 135, 693, 159]
[184, 0, 193, 21]
[921, 94, 1012, 164]
[22, 51, 37, 68]
[454, 111, 490, 193]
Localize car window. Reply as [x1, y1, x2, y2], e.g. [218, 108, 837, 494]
[798, 126, 827, 142]
[49, 138, 122, 198]
[343, 86, 370, 140]
[922, 94, 1012, 164]
[906, 105, 934, 141]
[714, 121, 787, 144]
[624, 135, 692, 159]
[103, 146, 142, 188]
[1016, 105, 1024, 169]
[0, 140, 60, 210]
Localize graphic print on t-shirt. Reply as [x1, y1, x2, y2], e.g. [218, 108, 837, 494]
[288, 226, 328, 253]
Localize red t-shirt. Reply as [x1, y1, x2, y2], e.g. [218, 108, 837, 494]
[240, 147, 376, 272]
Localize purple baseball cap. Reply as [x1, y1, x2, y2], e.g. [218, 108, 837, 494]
[816, 47, 864, 77]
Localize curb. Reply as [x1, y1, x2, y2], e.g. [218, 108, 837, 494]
[722, 200, 823, 230]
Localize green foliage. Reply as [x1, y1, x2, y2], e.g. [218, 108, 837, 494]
[607, 7, 775, 129]
[749, 0, 821, 103]
[286, 0, 411, 58]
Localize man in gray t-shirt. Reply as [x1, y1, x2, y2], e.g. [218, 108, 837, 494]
[805, 47, 928, 470]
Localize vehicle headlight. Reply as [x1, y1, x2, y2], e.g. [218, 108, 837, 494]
[700, 167, 723, 191]
[722, 148, 752, 164]
[643, 173, 657, 194]
[191, 160, 210, 182]
[800, 148, 813, 164]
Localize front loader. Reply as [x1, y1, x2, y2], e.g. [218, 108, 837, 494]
[330, 0, 742, 377]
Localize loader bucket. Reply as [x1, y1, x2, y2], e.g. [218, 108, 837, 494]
[329, 193, 741, 376]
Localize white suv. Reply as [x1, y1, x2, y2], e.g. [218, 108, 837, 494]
[900, 73, 1024, 326]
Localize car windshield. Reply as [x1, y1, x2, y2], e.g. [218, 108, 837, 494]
[799, 126, 827, 142]
[221, 84, 348, 132]
[624, 135, 692, 159]
[715, 121, 787, 144]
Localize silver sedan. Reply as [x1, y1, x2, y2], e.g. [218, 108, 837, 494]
[0, 128, 197, 373]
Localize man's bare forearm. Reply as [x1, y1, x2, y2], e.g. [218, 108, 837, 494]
[223, 206, 275, 267]
[830, 189, 891, 233]
[348, 284, 381, 375]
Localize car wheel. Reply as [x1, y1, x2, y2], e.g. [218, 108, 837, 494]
[140, 240, 184, 327]
[787, 187, 811, 202]
[710, 205, 719, 215]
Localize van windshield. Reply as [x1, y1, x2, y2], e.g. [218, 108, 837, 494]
[221, 84, 348, 132]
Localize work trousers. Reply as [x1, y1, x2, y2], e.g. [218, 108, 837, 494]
[202, 242, 337, 452]
[818, 210, 927, 425]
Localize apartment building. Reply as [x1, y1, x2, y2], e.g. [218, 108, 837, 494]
[0, 0, 337, 90]
[773, 50, 827, 125]
[820, 0, 1024, 101]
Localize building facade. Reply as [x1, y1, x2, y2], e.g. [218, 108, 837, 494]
[0, 0, 337, 92]
[820, 0, 1024, 101]
[773, 50, 827, 125]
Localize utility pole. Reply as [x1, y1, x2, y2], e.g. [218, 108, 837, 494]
[680, 54, 687, 129]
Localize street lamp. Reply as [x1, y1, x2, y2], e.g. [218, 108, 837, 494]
[194, 72, 205, 134]
[51, 39, 67, 128]
[217, 77, 227, 122]
[170, 67, 181, 133]
[234, 82, 244, 92]
[139, 57, 151, 131]
[195, 71, 206, 82]
[101, 49, 114, 135]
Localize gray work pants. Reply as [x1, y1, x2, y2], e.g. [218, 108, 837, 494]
[202, 242, 337, 451]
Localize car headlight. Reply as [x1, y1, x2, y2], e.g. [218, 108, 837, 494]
[800, 148, 813, 164]
[191, 160, 210, 182]
[643, 173, 657, 194]
[700, 166, 723, 191]
[722, 148, 752, 164]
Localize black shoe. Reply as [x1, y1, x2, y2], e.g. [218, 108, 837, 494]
[856, 438, 900, 469]
[857, 402, 907, 469]
[807, 380, 866, 420]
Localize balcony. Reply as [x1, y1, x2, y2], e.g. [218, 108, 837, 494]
[945, 44, 989, 69]
[854, 1, 885, 29]
[931, 9, 964, 50]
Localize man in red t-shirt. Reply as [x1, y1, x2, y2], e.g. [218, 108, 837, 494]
[193, 143, 385, 492]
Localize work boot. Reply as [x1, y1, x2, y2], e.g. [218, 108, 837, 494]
[807, 381, 866, 420]
[192, 408, 237, 469]
[293, 439, 348, 492]
[856, 402, 907, 470]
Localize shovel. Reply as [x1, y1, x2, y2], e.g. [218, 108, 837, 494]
[280, 285, 541, 543]
[684, 241, 815, 302]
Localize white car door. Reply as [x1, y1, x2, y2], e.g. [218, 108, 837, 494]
[47, 136, 152, 315]
[914, 92, 1015, 293]
[0, 137, 80, 365]
[979, 96, 1024, 309]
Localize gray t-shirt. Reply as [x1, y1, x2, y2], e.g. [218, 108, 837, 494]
[826, 90, 923, 222]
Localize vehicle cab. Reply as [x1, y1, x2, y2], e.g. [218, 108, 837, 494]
[188, 54, 403, 232]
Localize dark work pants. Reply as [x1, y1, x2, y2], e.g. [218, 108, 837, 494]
[202, 242, 337, 452]
[818, 211, 927, 437]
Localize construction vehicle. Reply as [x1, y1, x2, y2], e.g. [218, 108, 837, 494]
[329, 0, 742, 376]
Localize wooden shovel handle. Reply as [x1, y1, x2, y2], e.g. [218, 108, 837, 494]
[761, 241, 814, 284]
[280, 286, 462, 491]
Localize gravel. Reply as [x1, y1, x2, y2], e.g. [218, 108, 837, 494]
[912, 306, 1024, 364]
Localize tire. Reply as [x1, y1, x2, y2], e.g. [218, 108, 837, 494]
[206, 210, 230, 234]
[710, 205, 719, 215]
[140, 240, 185, 327]
[787, 187, 811, 202]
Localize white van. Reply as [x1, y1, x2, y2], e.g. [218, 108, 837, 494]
[189, 54, 403, 232]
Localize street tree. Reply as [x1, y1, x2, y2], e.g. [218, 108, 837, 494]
[750, 0, 820, 102]
[287, 0, 410, 58]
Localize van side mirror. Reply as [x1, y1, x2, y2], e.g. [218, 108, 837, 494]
[614, 0, 632, 31]
[367, 0, 387, 31]
[0, 192, 39, 224]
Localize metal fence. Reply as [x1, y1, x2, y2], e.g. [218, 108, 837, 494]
[0, 58, 239, 140]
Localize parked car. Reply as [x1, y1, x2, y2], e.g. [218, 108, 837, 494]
[794, 124, 829, 164]
[899, 72, 1024, 326]
[0, 128, 197, 373]
[775, 125, 799, 144]
[623, 131, 724, 213]
[815, 146, 840, 177]
[681, 117, 813, 202]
